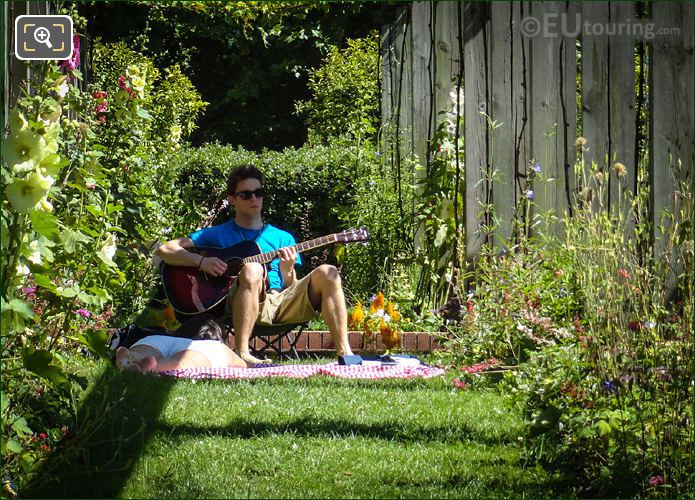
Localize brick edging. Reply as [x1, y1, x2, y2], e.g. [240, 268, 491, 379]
[250, 330, 444, 354]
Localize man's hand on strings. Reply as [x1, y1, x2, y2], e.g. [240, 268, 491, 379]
[278, 246, 298, 277]
[199, 256, 227, 277]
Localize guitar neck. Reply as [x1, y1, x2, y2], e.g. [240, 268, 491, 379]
[243, 234, 338, 265]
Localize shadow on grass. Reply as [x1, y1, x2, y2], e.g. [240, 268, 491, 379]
[23, 366, 514, 498]
[24, 364, 177, 498]
[147, 417, 512, 446]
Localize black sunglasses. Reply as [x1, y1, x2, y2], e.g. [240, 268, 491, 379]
[234, 188, 265, 200]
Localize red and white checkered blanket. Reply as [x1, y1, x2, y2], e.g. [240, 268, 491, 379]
[161, 362, 445, 380]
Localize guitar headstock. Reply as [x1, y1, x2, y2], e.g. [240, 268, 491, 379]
[335, 227, 370, 244]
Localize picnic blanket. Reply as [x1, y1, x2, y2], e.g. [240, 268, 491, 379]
[160, 362, 445, 380]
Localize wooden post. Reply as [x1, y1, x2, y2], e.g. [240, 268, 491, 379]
[463, 1, 491, 260]
[528, 1, 572, 232]
[608, 2, 637, 220]
[651, 2, 694, 255]
[582, 1, 610, 212]
[410, 2, 432, 170]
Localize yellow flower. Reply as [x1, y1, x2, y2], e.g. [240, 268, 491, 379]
[38, 153, 63, 178]
[613, 162, 627, 178]
[370, 292, 385, 314]
[349, 302, 365, 329]
[575, 137, 587, 148]
[386, 301, 401, 322]
[2, 128, 48, 174]
[9, 108, 29, 131]
[39, 100, 62, 125]
[5, 171, 54, 212]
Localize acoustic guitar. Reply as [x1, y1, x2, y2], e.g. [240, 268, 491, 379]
[161, 227, 370, 318]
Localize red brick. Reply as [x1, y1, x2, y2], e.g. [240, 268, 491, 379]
[293, 333, 309, 350]
[401, 332, 417, 350]
[416, 333, 431, 351]
[307, 331, 322, 350]
[322, 331, 334, 350]
[348, 331, 363, 350]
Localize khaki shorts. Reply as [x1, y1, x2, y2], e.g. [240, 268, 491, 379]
[222, 271, 318, 326]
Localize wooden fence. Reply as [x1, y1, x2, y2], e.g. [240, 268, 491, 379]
[2, 1, 51, 128]
[381, 1, 693, 258]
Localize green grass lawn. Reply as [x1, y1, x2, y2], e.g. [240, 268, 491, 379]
[25, 358, 568, 498]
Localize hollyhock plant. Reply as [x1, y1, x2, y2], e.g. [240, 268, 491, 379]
[2, 128, 49, 174]
[5, 171, 54, 213]
[59, 34, 81, 74]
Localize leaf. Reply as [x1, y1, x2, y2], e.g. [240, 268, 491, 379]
[4, 299, 36, 320]
[37, 236, 55, 262]
[33, 273, 57, 292]
[433, 224, 448, 248]
[22, 349, 67, 386]
[0, 391, 8, 414]
[55, 286, 78, 298]
[595, 420, 612, 436]
[60, 227, 91, 253]
[11, 417, 32, 437]
[76, 330, 111, 360]
[136, 107, 153, 120]
[5, 439, 22, 453]
[29, 210, 59, 238]
[86, 205, 106, 218]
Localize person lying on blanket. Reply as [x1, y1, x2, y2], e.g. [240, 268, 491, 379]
[116, 316, 251, 372]
[156, 164, 354, 365]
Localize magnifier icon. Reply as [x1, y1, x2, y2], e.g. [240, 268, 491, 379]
[33, 27, 52, 48]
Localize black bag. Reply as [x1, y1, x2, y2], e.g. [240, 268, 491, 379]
[108, 314, 227, 351]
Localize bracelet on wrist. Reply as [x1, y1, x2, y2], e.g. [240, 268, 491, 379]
[197, 255, 205, 270]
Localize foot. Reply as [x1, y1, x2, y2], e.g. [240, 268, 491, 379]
[138, 355, 158, 372]
[238, 351, 271, 365]
[115, 347, 142, 372]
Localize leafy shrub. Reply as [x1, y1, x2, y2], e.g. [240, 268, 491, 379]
[86, 40, 207, 318]
[1, 35, 206, 493]
[500, 157, 693, 497]
[295, 32, 380, 145]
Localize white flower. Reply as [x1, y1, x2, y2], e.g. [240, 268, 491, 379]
[5, 171, 54, 212]
[373, 308, 385, 318]
[27, 240, 42, 265]
[96, 234, 119, 268]
[56, 81, 70, 99]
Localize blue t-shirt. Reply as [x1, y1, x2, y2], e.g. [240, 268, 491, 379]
[189, 221, 302, 290]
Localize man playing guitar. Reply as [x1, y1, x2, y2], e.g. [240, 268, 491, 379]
[156, 165, 355, 364]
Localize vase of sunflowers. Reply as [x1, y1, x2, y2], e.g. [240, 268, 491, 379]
[348, 292, 402, 351]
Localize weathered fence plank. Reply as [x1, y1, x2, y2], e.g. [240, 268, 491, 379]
[528, 1, 570, 228]
[651, 2, 694, 244]
[462, 1, 491, 259]
[581, 1, 610, 214]
[608, 2, 637, 211]
[411, 2, 432, 168]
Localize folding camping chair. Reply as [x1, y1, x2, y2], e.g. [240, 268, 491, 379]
[248, 322, 309, 360]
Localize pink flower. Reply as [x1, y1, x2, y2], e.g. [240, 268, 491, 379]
[452, 377, 469, 390]
[59, 35, 81, 73]
[21, 286, 37, 300]
[617, 268, 632, 281]
[39, 433, 47, 440]
[649, 475, 664, 487]
[117, 75, 127, 89]
[75, 308, 91, 318]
